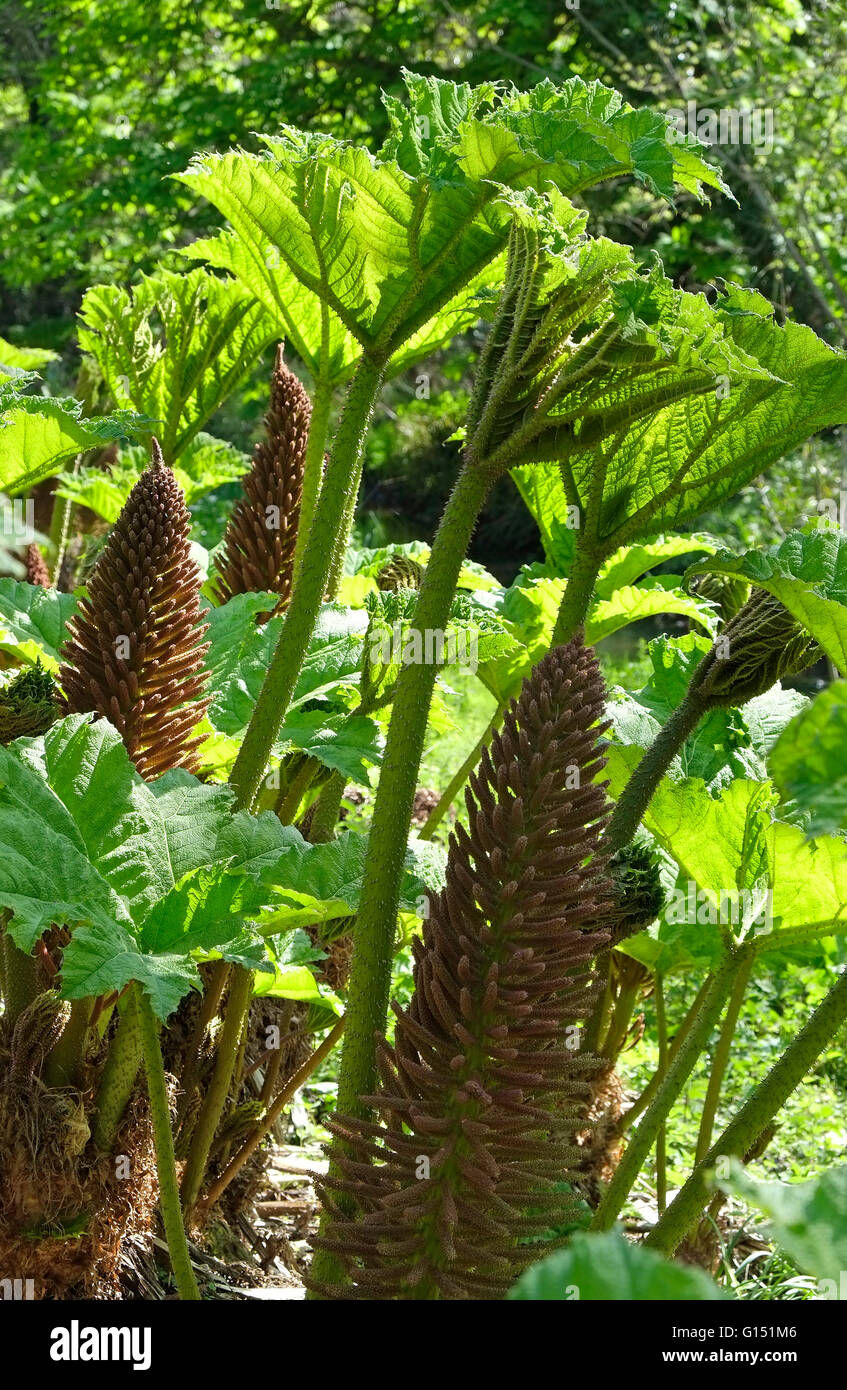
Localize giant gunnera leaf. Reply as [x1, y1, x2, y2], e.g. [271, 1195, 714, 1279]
[0, 715, 445, 1019]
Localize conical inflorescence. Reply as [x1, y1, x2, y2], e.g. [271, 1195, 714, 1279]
[25, 543, 51, 588]
[216, 345, 311, 611]
[313, 637, 617, 1299]
[58, 439, 210, 778]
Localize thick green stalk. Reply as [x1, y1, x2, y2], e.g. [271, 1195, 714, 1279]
[590, 954, 739, 1231]
[292, 374, 333, 590]
[135, 984, 200, 1300]
[647, 964, 847, 1255]
[43, 997, 92, 1088]
[201, 1015, 345, 1213]
[230, 353, 385, 811]
[613, 974, 713, 1136]
[2, 935, 38, 1023]
[92, 990, 142, 1151]
[310, 462, 492, 1292]
[654, 973, 668, 1214]
[605, 687, 709, 853]
[308, 770, 346, 843]
[325, 453, 364, 600]
[332, 463, 492, 1123]
[180, 964, 253, 1216]
[551, 538, 604, 646]
[695, 949, 753, 1162]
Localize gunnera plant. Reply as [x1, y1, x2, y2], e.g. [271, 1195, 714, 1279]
[216, 346, 311, 613]
[312, 636, 618, 1299]
[58, 438, 210, 778]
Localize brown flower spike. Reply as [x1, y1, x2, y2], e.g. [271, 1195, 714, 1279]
[314, 637, 617, 1299]
[216, 345, 311, 611]
[58, 439, 209, 778]
[25, 543, 51, 588]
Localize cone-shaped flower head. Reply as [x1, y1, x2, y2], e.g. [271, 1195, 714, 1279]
[216, 345, 311, 612]
[313, 636, 617, 1299]
[58, 439, 209, 778]
[24, 543, 51, 588]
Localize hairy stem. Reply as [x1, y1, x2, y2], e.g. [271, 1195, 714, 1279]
[605, 688, 708, 853]
[646, 964, 847, 1255]
[230, 354, 384, 811]
[334, 463, 491, 1116]
[2, 935, 38, 1023]
[43, 997, 92, 1089]
[175, 966, 228, 1131]
[135, 984, 200, 1300]
[654, 973, 668, 1214]
[613, 975, 713, 1137]
[180, 964, 253, 1217]
[695, 949, 753, 1163]
[311, 463, 492, 1289]
[591, 954, 739, 1231]
[292, 374, 333, 590]
[551, 538, 603, 646]
[92, 990, 142, 1151]
[308, 770, 346, 843]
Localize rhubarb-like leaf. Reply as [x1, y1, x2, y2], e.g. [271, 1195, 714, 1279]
[687, 526, 847, 671]
[0, 394, 152, 494]
[78, 267, 277, 463]
[770, 680, 847, 835]
[0, 578, 77, 670]
[510, 1230, 726, 1301]
[203, 595, 367, 739]
[177, 71, 724, 386]
[54, 433, 249, 523]
[0, 715, 370, 1018]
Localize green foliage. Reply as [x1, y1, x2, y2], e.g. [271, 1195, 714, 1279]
[718, 1161, 847, 1286]
[0, 386, 152, 494]
[0, 578, 78, 670]
[688, 525, 847, 672]
[55, 433, 249, 523]
[78, 267, 277, 463]
[770, 681, 847, 835]
[509, 1230, 727, 1301]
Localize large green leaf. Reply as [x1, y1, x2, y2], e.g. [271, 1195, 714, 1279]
[770, 680, 847, 835]
[0, 394, 152, 494]
[509, 1230, 727, 1301]
[0, 337, 59, 374]
[687, 526, 847, 672]
[54, 432, 249, 523]
[718, 1162, 847, 1287]
[78, 267, 277, 464]
[0, 578, 77, 670]
[275, 709, 383, 785]
[215, 811, 446, 931]
[611, 769, 847, 972]
[203, 595, 367, 740]
[0, 715, 378, 1018]
[517, 285, 847, 557]
[177, 72, 725, 382]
